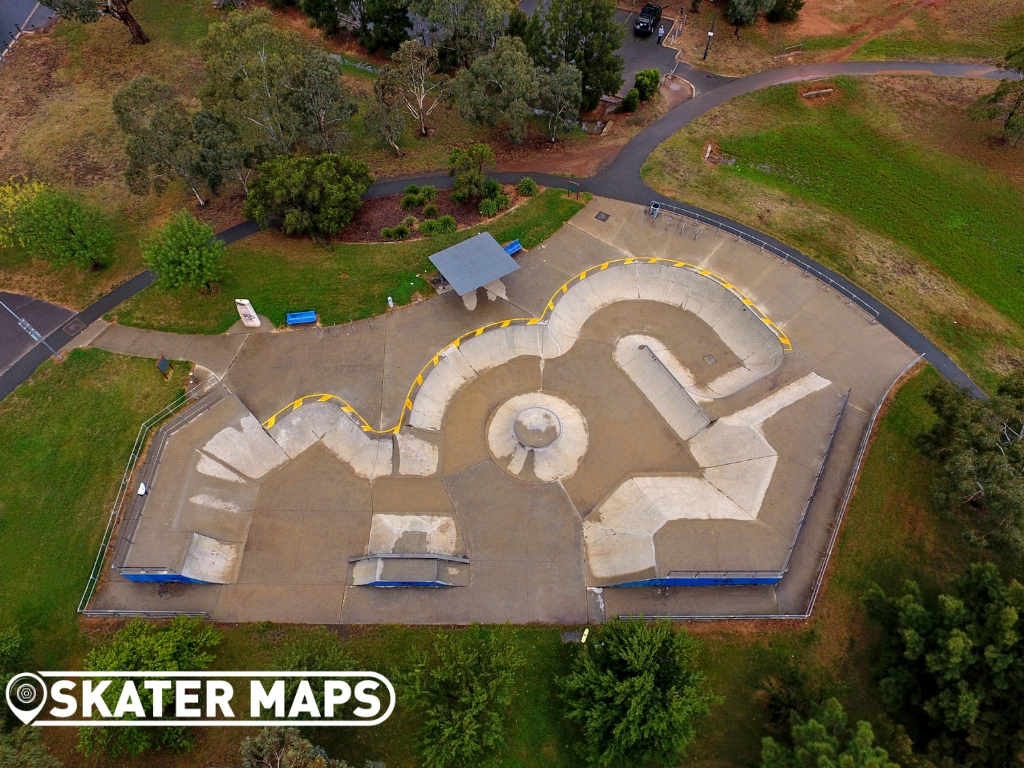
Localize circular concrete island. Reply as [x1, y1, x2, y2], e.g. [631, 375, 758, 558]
[488, 393, 588, 482]
[513, 407, 561, 449]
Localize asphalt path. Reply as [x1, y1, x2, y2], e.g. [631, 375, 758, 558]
[1, 60, 1015, 401]
[615, 9, 680, 96]
[0, 1, 54, 59]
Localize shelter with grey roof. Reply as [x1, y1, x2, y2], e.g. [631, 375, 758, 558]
[429, 232, 520, 309]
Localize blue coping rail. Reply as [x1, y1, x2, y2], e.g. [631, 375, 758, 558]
[118, 570, 211, 585]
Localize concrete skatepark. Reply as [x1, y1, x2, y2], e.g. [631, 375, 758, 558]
[88, 198, 919, 624]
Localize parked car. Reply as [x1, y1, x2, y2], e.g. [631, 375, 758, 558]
[634, 4, 662, 35]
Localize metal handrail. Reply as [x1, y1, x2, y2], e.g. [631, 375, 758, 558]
[76, 375, 223, 614]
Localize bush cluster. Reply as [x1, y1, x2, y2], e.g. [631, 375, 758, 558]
[634, 69, 660, 101]
[515, 176, 538, 197]
[477, 180, 512, 218]
[621, 88, 640, 113]
[401, 184, 438, 211]
[418, 215, 457, 237]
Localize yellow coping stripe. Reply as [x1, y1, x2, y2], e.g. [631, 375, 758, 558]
[260, 258, 792, 433]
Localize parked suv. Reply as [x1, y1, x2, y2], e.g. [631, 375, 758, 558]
[634, 3, 662, 35]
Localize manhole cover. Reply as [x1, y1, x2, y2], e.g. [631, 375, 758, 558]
[595, 211, 610, 222]
[703, 354, 717, 366]
[62, 317, 86, 336]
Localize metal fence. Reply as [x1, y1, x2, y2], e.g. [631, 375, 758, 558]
[77, 375, 227, 614]
[647, 201, 880, 319]
[618, 355, 924, 621]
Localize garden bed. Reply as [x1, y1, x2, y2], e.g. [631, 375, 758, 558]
[335, 184, 527, 243]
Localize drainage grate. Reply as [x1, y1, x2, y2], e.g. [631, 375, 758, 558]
[62, 317, 86, 336]
[703, 354, 717, 366]
[595, 212, 610, 222]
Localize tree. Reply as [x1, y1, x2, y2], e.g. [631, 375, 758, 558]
[200, 10, 354, 157]
[448, 36, 540, 144]
[301, 0, 343, 35]
[970, 45, 1024, 147]
[559, 619, 715, 768]
[634, 68, 660, 101]
[541, 63, 583, 142]
[77, 618, 221, 759]
[411, 0, 515, 69]
[533, 0, 624, 111]
[358, 0, 413, 54]
[0, 626, 24, 731]
[142, 211, 226, 291]
[295, 47, 358, 154]
[864, 563, 1024, 768]
[113, 76, 208, 206]
[766, 0, 804, 22]
[43, 0, 149, 44]
[240, 727, 375, 768]
[15, 189, 114, 270]
[191, 109, 257, 195]
[405, 624, 525, 768]
[918, 370, 1024, 552]
[278, 628, 357, 719]
[0, 727, 61, 768]
[0, 177, 45, 249]
[243, 154, 373, 237]
[447, 143, 494, 202]
[365, 69, 407, 156]
[388, 40, 446, 137]
[726, 0, 777, 35]
[760, 699, 898, 768]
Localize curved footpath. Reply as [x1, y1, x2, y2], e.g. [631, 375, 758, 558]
[0, 61, 1013, 401]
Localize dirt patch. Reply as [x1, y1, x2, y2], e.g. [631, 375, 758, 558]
[0, 35, 67, 175]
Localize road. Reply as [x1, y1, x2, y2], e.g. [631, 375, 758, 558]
[0, 1, 55, 59]
[0, 60, 1013, 401]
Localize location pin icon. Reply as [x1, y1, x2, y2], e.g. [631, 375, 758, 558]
[5, 673, 47, 725]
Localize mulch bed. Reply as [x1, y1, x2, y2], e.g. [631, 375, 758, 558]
[335, 185, 520, 243]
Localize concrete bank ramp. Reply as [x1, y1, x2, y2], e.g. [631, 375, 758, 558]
[409, 261, 785, 431]
[583, 373, 833, 583]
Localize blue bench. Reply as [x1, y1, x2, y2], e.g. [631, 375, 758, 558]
[503, 239, 523, 255]
[286, 310, 317, 325]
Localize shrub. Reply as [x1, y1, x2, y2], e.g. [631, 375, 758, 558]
[380, 226, 394, 240]
[423, 202, 439, 218]
[437, 215, 457, 234]
[404, 184, 420, 195]
[419, 219, 441, 236]
[404, 215, 419, 230]
[634, 69, 661, 101]
[78, 618, 221, 759]
[420, 184, 438, 202]
[620, 88, 640, 112]
[515, 177, 538, 197]
[494, 192, 511, 211]
[400, 192, 423, 210]
[560, 619, 715, 768]
[482, 178, 503, 199]
[479, 198, 499, 217]
[406, 625, 525, 768]
[766, 0, 805, 22]
[15, 188, 114, 270]
[142, 210, 226, 291]
[243, 154, 373, 237]
[0, 176, 45, 249]
[448, 143, 494, 201]
[391, 223, 411, 240]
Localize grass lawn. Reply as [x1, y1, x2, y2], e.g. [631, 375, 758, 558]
[0, 349, 189, 669]
[109, 188, 589, 334]
[642, 76, 1024, 392]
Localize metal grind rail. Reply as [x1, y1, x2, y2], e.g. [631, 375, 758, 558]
[77, 375, 226, 614]
[619, 355, 923, 621]
[647, 201, 879, 320]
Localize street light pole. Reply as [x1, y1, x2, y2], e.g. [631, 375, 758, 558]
[703, 8, 717, 61]
[0, 299, 61, 358]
